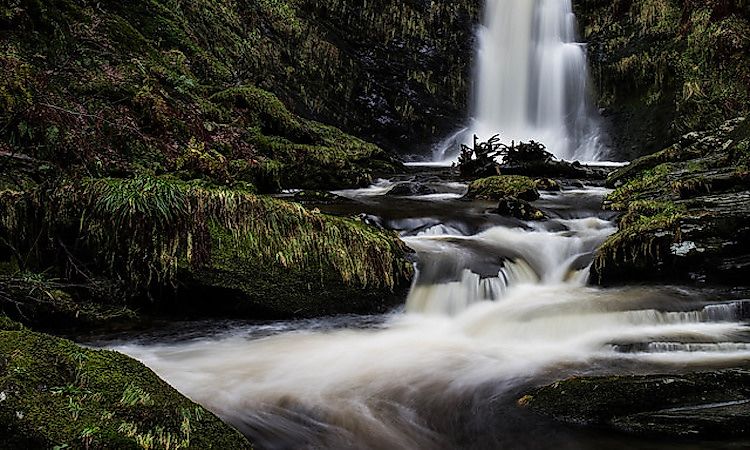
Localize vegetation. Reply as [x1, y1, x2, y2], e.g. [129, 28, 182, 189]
[576, 0, 750, 158]
[593, 117, 750, 284]
[0, 175, 413, 323]
[457, 135, 555, 178]
[0, 316, 251, 449]
[465, 176, 540, 202]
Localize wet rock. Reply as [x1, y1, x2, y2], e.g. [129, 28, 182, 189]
[491, 197, 546, 221]
[593, 118, 750, 286]
[386, 182, 439, 197]
[498, 160, 610, 180]
[290, 190, 349, 203]
[534, 178, 562, 192]
[519, 370, 750, 438]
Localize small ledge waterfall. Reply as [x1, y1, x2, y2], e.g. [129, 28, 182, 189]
[437, 0, 606, 162]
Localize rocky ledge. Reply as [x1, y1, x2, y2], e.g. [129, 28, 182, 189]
[519, 370, 750, 438]
[592, 118, 750, 285]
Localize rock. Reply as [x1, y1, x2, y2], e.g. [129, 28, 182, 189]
[519, 370, 750, 438]
[498, 160, 610, 180]
[290, 190, 348, 203]
[386, 182, 439, 197]
[465, 176, 540, 201]
[492, 197, 546, 221]
[0, 177, 415, 323]
[0, 316, 252, 448]
[534, 178, 561, 192]
[593, 118, 750, 286]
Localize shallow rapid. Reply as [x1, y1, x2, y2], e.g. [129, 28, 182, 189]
[96, 176, 750, 450]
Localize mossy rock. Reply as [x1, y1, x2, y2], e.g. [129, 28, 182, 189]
[1, 176, 413, 322]
[0, 317, 252, 448]
[593, 118, 750, 285]
[534, 178, 561, 192]
[491, 197, 546, 221]
[465, 176, 540, 201]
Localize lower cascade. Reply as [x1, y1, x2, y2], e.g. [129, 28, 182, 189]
[101, 180, 750, 449]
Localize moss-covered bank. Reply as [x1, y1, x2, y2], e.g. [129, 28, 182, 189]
[0, 175, 414, 327]
[0, 0, 409, 192]
[592, 118, 750, 285]
[575, 0, 750, 159]
[0, 0, 480, 182]
[0, 316, 251, 448]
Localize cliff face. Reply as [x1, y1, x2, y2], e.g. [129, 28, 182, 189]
[270, 0, 481, 154]
[575, 0, 750, 160]
[0, 0, 480, 176]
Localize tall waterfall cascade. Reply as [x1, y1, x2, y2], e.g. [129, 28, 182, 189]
[437, 0, 606, 162]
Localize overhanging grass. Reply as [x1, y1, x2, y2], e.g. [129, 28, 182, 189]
[1, 176, 412, 295]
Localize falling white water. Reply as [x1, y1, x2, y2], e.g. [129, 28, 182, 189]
[436, 0, 606, 162]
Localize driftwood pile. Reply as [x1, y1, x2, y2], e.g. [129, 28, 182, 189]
[457, 134, 554, 178]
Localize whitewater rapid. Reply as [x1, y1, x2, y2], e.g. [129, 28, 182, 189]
[102, 182, 750, 449]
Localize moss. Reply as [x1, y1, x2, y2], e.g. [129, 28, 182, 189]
[606, 163, 674, 208]
[595, 200, 687, 276]
[1, 175, 413, 316]
[0, 326, 251, 448]
[575, 0, 750, 158]
[465, 176, 540, 201]
[0, 272, 138, 330]
[0, 314, 24, 331]
[594, 118, 750, 284]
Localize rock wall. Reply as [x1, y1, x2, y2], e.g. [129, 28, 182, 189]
[575, 0, 750, 160]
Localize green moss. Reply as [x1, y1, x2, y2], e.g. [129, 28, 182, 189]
[606, 163, 674, 209]
[0, 314, 24, 331]
[1, 175, 412, 301]
[466, 176, 540, 201]
[576, 0, 750, 157]
[0, 327, 251, 448]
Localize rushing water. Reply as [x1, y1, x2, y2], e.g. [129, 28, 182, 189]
[435, 0, 606, 162]
[94, 175, 750, 449]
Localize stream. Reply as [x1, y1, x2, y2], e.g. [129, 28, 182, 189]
[88, 170, 750, 450]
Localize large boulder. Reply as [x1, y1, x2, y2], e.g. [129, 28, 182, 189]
[0, 176, 414, 325]
[0, 317, 251, 448]
[592, 118, 750, 285]
[519, 370, 750, 438]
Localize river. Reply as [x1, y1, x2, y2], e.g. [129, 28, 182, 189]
[88, 171, 750, 449]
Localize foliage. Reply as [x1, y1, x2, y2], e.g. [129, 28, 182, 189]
[0, 176, 413, 300]
[577, 0, 750, 156]
[458, 135, 554, 178]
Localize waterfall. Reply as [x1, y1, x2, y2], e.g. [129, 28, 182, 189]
[436, 0, 606, 162]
